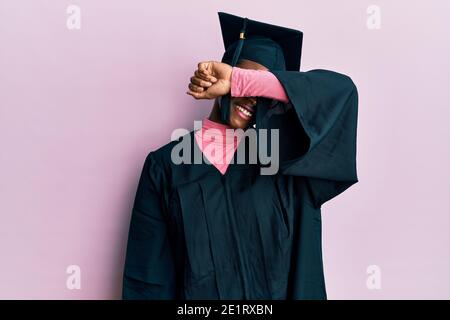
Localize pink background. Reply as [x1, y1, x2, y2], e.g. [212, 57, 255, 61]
[0, 0, 449, 299]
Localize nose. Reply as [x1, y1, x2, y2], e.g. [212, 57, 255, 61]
[248, 97, 257, 106]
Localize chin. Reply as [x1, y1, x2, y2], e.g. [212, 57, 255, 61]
[229, 116, 252, 130]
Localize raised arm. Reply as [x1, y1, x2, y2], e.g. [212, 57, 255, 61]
[186, 61, 289, 103]
[230, 67, 289, 103]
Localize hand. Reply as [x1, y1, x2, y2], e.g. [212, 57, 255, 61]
[186, 61, 233, 99]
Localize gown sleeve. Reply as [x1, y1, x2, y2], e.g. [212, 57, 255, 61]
[122, 152, 176, 299]
[271, 69, 359, 208]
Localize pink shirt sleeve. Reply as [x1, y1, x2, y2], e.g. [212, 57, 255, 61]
[230, 67, 289, 103]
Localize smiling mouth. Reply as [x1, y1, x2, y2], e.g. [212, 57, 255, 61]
[235, 104, 254, 120]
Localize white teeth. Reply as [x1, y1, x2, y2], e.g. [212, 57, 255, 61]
[237, 105, 253, 117]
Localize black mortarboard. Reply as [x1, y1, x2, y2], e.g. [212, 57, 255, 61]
[217, 12, 303, 124]
[219, 12, 303, 71]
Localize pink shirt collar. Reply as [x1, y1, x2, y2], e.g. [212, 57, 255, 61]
[194, 118, 242, 175]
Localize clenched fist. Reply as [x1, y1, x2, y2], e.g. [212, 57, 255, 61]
[186, 61, 233, 99]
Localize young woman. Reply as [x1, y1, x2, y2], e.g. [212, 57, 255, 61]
[122, 12, 358, 300]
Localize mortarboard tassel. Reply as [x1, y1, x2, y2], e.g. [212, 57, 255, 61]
[219, 17, 248, 124]
[230, 18, 248, 67]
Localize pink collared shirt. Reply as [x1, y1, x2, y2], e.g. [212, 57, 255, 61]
[195, 67, 289, 175]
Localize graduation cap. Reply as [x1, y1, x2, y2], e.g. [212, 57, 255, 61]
[217, 12, 303, 124]
[219, 12, 303, 72]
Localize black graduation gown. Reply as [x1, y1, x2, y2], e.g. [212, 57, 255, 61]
[122, 69, 358, 300]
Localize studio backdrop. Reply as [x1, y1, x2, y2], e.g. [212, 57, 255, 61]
[0, 0, 449, 299]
